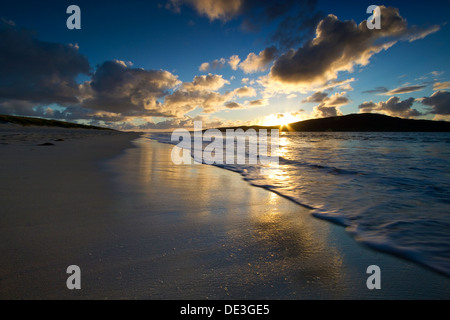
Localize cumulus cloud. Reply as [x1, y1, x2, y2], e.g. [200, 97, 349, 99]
[231, 86, 257, 97]
[182, 73, 229, 91]
[199, 56, 244, 72]
[198, 58, 227, 72]
[302, 91, 328, 103]
[159, 74, 258, 115]
[358, 96, 422, 118]
[163, 89, 228, 115]
[267, 6, 439, 89]
[421, 91, 450, 116]
[81, 60, 181, 117]
[228, 55, 241, 70]
[0, 20, 90, 106]
[302, 91, 349, 118]
[199, 62, 211, 72]
[312, 104, 343, 118]
[239, 46, 278, 74]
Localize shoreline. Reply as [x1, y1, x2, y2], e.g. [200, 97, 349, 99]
[1, 127, 449, 299]
[106, 136, 450, 299]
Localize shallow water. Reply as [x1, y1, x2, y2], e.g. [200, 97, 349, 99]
[151, 131, 450, 277]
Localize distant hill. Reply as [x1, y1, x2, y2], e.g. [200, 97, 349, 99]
[215, 113, 450, 132]
[0, 114, 113, 130]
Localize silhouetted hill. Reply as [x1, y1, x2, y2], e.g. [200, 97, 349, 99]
[0, 114, 113, 130]
[215, 113, 450, 132]
[287, 113, 450, 132]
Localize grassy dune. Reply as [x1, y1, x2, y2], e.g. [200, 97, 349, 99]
[0, 114, 113, 130]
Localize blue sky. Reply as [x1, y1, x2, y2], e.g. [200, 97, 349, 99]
[1, 0, 449, 130]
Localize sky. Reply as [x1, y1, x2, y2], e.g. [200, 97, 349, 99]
[1, 0, 450, 130]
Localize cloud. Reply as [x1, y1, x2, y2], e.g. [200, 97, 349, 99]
[247, 99, 267, 107]
[239, 46, 278, 73]
[363, 84, 427, 96]
[81, 60, 181, 117]
[270, 8, 324, 50]
[202, 46, 277, 75]
[302, 91, 328, 103]
[198, 58, 227, 72]
[362, 87, 388, 94]
[303, 91, 349, 105]
[358, 96, 422, 118]
[433, 81, 450, 90]
[163, 89, 228, 115]
[225, 102, 242, 109]
[168, 0, 318, 28]
[231, 86, 257, 97]
[199, 62, 210, 72]
[421, 91, 450, 115]
[267, 6, 439, 90]
[182, 73, 229, 91]
[303, 91, 349, 118]
[384, 85, 427, 95]
[228, 55, 241, 70]
[128, 114, 234, 131]
[160, 74, 256, 115]
[0, 20, 90, 106]
[403, 25, 440, 42]
[199, 56, 243, 72]
[168, 0, 243, 21]
[313, 104, 343, 118]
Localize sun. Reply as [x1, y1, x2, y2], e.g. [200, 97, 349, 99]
[263, 112, 302, 128]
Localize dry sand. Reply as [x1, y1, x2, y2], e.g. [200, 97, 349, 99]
[1, 126, 449, 299]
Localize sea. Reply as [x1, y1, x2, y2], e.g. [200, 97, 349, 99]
[150, 130, 450, 277]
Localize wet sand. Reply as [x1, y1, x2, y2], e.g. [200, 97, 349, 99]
[1, 128, 449, 299]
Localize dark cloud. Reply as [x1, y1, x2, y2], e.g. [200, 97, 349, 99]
[302, 91, 328, 103]
[421, 91, 450, 115]
[363, 84, 427, 96]
[170, 0, 323, 52]
[168, 0, 316, 24]
[0, 20, 90, 106]
[362, 87, 388, 94]
[385, 85, 427, 95]
[248, 99, 267, 107]
[268, 6, 439, 88]
[358, 96, 422, 118]
[270, 9, 324, 50]
[82, 60, 181, 117]
[225, 102, 242, 109]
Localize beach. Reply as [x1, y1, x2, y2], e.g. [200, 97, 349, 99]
[1, 126, 449, 300]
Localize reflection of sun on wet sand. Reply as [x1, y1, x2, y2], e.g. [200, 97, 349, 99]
[1, 122, 449, 299]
